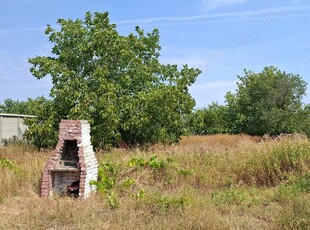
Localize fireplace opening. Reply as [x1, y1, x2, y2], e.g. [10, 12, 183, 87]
[52, 171, 80, 197]
[67, 180, 80, 197]
[61, 140, 79, 168]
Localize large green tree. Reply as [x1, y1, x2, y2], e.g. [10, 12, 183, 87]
[225, 66, 307, 136]
[186, 102, 229, 135]
[28, 12, 201, 149]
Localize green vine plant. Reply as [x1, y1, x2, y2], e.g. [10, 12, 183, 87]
[91, 154, 194, 209]
[0, 157, 21, 175]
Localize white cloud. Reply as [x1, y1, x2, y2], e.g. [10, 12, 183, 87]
[2, 6, 310, 34]
[203, 0, 247, 11]
[115, 5, 310, 28]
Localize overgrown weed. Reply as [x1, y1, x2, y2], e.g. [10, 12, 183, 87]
[0, 134, 309, 229]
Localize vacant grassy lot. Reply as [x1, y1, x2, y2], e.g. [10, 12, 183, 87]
[0, 134, 309, 229]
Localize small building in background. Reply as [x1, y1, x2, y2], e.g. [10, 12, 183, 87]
[0, 113, 35, 145]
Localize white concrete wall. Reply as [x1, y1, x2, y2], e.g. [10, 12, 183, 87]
[0, 115, 28, 143]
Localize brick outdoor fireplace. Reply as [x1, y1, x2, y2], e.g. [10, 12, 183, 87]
[41, 120, 98, 199]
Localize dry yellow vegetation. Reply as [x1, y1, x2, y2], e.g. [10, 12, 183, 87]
[0, 134, 309, 229]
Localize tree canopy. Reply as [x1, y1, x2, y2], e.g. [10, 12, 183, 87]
[187, 66, 309, 137]
[0, 98, 30, 114]
[27, 12, 201, 149]
[186, 102, 229, 135]
[225, 66, 307, 136]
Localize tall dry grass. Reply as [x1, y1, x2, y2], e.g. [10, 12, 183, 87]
[0, 134, 309, 229]
[0, 145, 49, 198]
[180, 134, 260, 147]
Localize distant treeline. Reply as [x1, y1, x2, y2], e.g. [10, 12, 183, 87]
[187, 66, 310, 137]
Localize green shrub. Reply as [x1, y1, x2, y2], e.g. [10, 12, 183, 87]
[127, 155, 173, 174]
[122, 179, 135, 188]
[107, 192, 119, 208]
[90, 163, 118, 194]
[127, 157, 146, 168]
[0, 157, 20, 175]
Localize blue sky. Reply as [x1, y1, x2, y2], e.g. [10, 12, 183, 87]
[1, 0, 310, 108]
